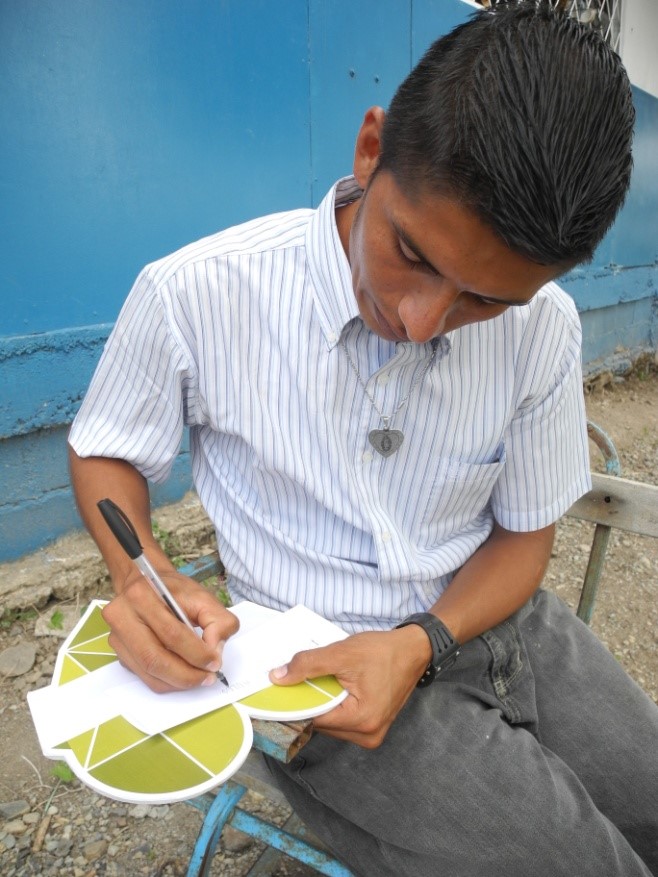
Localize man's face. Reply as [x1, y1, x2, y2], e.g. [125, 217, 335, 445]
[338, 168, 560, 344]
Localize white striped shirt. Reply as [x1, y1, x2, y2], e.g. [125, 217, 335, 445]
[70, 177, 591, 633]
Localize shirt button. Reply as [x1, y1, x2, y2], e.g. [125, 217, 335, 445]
[328, 332, 338, 344]
[377, 373, 390, 386]
[362, 451, 373, 463]
[381, 531, 392, 543]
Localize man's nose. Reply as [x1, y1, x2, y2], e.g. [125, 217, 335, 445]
[398, 284, 459, 343]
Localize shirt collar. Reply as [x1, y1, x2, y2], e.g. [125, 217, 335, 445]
[306, 176, 363, 349]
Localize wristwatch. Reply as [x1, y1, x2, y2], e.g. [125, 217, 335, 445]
[395, 613, 460, 687]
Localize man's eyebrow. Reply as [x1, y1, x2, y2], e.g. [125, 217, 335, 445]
[394, 222, 531, 307]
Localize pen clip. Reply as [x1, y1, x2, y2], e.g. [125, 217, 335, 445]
[97, 498, 143, 560]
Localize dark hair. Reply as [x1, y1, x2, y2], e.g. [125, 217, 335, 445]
[378, 1, 635, 266]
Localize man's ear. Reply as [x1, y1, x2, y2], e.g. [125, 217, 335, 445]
[353, 106, 386, 189]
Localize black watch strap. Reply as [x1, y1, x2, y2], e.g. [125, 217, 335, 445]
[395, 613, 460, 687]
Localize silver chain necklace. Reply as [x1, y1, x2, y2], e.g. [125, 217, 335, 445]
[340, 337, 439, 457]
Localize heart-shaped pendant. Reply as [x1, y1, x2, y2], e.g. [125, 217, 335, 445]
[369, 428, 404, 457]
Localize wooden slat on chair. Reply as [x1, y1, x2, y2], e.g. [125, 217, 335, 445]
[566, 473, 658, 537]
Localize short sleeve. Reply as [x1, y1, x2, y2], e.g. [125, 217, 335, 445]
[69, 268, 197, 483]
[491, 291, 591, 531]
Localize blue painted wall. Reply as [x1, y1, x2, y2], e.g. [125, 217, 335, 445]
[1, 0, 656, 561]
[565, 85, 658, 364]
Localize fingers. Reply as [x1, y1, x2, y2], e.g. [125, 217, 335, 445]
[269, 641, 336, 686]
[102, 572, 237, 692]
[309, 672, 415, 749]
[105, 621, 217, 693]
[195, 596, 240, 652]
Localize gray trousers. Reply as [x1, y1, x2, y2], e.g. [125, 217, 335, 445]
[267, 590, 658, 876]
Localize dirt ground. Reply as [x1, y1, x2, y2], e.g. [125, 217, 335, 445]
[0, 366, 656, 876]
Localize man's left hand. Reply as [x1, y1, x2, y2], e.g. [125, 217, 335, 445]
[269, 625, 432, 748]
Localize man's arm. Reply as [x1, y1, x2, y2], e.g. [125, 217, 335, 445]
[68, 446, 238, 692]
[270, 521, 554, 748]
[427, 521, 555, 645]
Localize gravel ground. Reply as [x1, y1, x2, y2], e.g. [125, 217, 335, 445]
[1, 367, 656, 877]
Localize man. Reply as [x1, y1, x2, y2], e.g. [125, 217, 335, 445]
[69, 3, 657, 874]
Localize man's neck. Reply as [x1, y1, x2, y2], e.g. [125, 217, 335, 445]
[335, 198, 360, 265]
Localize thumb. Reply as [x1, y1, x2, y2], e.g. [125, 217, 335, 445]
[269, 645, 330, 687]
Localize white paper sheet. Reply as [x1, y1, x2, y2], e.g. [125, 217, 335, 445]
[121, 604, 347, 735]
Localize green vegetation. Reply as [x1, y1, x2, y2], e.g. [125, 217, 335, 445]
[0, 607, 38, 630]
[49, 608, 65, 630]
[50, 762, 75, 783]
[150, 520, 185, 568]
[150, 519, 231, 605]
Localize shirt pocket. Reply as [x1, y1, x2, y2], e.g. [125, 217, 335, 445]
[419, 451, 506, 543]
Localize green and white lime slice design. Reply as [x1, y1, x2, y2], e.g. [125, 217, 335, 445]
[56, 605, 117, 683]
[51, 600, 116, 687]
[238, 674, 347, 721]
[55, 702, 252, 804]
[50, 601, 252, 804]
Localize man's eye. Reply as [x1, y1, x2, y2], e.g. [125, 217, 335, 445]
[397, 240, 438, 275]
[397, 239, 421, 264]
[470, 294, 503, 308]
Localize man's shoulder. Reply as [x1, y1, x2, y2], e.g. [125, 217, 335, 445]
[144, 207, 314, 287]
[486, 280, 579, 345]
[530, 280, 579, 323]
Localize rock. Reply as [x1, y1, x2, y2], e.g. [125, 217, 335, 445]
[82, 838, 108, 861]
[1, 832, 17, 850]
[54, 838, 73, 857]
[3, 820, 28, 836]
[0, 643, 36, 677]
[221, 824, 254, 853]
[128, 803, 169, 820]
[0, 801, 30, 820]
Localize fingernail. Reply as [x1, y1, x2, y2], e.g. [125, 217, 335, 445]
[202, 674, 216, 687]
[205, 658, 221, 672]
[271, 664, 288, 680]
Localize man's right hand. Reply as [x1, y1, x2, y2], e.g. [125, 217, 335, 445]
[101, 567, 239, 692]
[67, 446, 239, 691]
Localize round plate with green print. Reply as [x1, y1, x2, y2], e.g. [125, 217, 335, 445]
[238, 674, 347, 721]
[49, 601, 253, 804]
